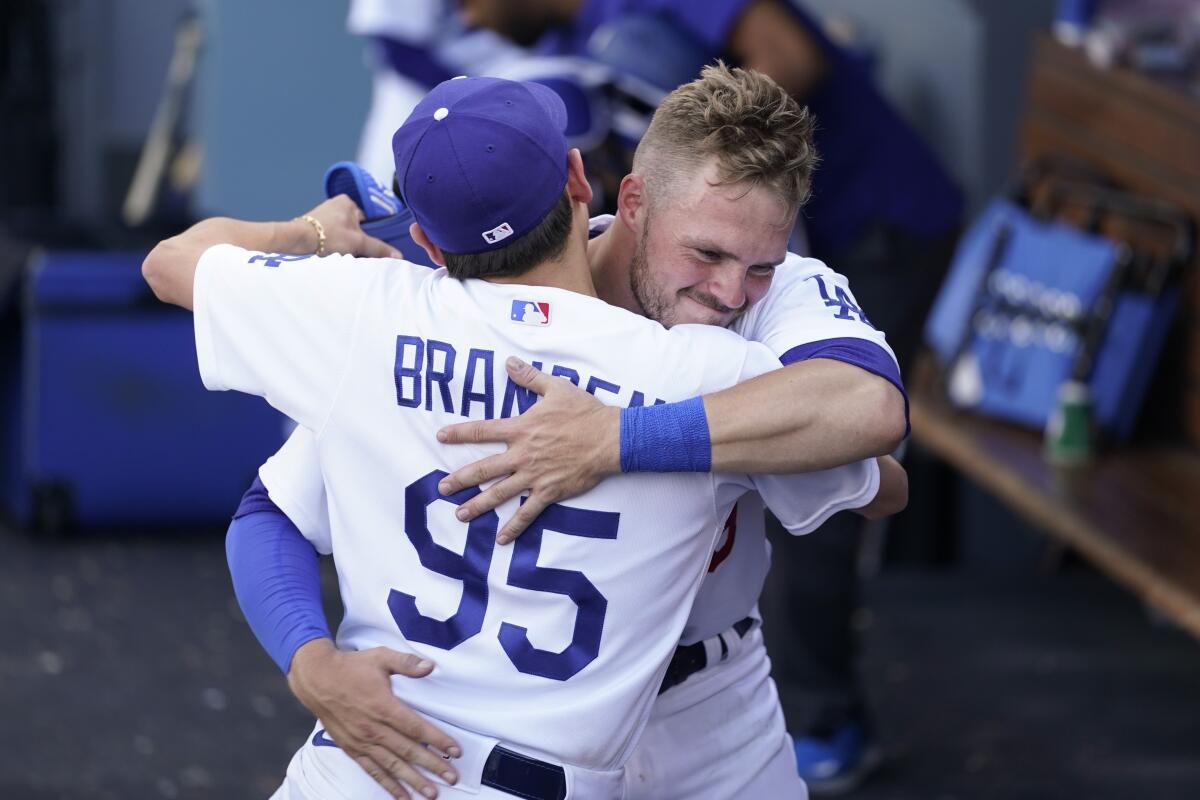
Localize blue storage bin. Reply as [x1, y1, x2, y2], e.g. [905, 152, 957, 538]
[1, 250, 285, 533]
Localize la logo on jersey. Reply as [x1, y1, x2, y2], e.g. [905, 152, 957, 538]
[511, 300, 551, 326]
[483, 222, 514, 244]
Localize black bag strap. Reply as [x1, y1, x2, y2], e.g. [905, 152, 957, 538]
[1015, 156, 1195, 289]
[1042, 181, 1194, 276]
[1071, 244, 1133, 384]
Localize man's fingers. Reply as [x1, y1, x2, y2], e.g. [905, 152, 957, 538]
[436, 417, 516, 447]
[388, 758, 444, 800]
[367, 734, 457, 794]
[360, 745, 437, 799]
[377, 649, 436, 678]
[361, 233, 399, 259]
[438, 453, 515, 496]
[497, 493, 551, 545]
[375, 713, 462, 771]
[368, 651, 463, 759]
[353, 754, 411, 800]
[400, 716, 462, 762]
[505, 356, 556, 396]
[455, 475, 528, 524]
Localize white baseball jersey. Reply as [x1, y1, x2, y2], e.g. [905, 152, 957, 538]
[260, 225, 899, 646]
[195, 245, 875, 771]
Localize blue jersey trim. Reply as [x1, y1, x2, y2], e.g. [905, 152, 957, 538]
[780, 337, 910, 438]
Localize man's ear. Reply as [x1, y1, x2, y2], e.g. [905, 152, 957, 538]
[566, 148, 593, 207]
[409, 223, 446, 267]
[616, 172, 647, 231]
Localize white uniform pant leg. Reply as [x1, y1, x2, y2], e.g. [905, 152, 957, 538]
[624, 628, 807, 800]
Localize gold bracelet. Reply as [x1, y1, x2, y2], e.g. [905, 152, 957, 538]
[293, 214, 327, 257]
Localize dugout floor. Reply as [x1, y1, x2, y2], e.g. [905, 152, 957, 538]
[1, 522, 1198, 800]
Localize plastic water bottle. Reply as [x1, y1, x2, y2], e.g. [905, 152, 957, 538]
[1045, 380, 1094, 465]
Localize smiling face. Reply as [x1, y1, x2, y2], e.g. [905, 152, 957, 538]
[628, 159, 793, 329]
[617, 64, 815, 328]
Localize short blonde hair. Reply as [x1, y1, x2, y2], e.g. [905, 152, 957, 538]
[632, 62, 818, 217]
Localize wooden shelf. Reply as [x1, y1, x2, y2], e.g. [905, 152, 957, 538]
[910, 376, 1200, 638]
[1021, 33, 1200, 446]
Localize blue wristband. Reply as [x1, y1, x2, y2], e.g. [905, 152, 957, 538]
[619, 396, 713, 473]
[226, 481, 332, 674]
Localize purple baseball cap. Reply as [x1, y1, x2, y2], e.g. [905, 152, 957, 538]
[392, 76, 569, 255]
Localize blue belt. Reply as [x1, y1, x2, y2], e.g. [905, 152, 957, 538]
[659, 616, 756, 694]
[482, 745, 567, 800]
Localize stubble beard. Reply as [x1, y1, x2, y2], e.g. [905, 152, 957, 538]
[629, 213, 746, 330]
[629, 220, 676, 328]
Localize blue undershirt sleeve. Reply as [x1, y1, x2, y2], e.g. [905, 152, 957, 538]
[226, 479, 332, 674]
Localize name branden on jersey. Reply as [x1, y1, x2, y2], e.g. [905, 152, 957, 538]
[394, 334, 667, 419]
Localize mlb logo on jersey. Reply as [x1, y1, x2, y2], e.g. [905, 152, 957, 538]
[483, 222, 514, 244]
[511, 300, 551, 326]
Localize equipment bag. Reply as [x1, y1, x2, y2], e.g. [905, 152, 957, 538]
[924, 163, 1193, 441]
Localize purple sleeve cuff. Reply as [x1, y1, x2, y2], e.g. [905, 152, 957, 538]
[779, 338, 910, 438]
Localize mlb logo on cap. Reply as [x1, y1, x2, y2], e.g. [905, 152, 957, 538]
[511, 300, 551, 326]
[484, 222, 514, 245]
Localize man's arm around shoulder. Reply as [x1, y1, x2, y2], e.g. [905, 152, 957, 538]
[705, 356, 907, 474]
[143, 196, 399, 309]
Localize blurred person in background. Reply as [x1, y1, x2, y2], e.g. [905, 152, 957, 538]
[459, 0, 963, 792]
[346, 0, 689, 217]
[348, 0, 524, 183]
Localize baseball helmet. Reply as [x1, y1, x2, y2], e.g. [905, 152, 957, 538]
[587, 14, 715, 147]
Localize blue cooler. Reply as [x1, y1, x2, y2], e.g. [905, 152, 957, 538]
[1, 250, 285, 533]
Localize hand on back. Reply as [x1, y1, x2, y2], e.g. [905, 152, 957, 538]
[287, 639, 461, 799]
[436, 357, 622, 543]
